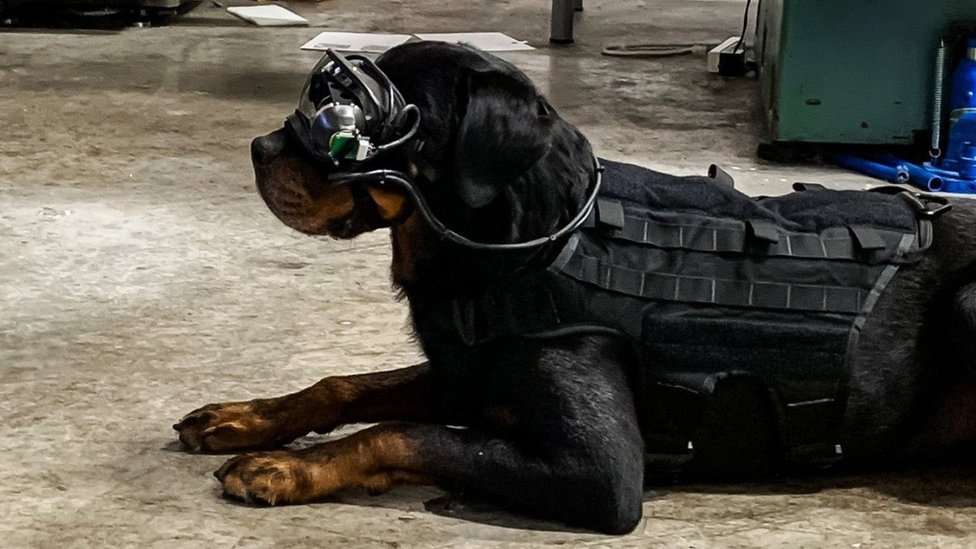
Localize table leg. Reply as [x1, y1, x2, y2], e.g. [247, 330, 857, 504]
[550, 0, 575, 44]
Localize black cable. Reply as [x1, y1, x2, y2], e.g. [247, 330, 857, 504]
[735, 0, 753, 53]
[601, 43, 712, 58]
[601, 0, 754, 59]
[327, 160, 604, 251]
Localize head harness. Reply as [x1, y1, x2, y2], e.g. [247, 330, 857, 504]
[285, 49, 602, 251]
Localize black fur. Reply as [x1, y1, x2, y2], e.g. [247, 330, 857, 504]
[246, 42, 976, 533]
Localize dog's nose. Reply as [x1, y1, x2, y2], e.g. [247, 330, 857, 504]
[251, 133, 285, 166]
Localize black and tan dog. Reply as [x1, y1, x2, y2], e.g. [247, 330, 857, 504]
[174, 42, 976, 534]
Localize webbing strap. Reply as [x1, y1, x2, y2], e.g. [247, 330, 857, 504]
[849, 226, 887, 250]
[596, 198, 625, 230]
[596, 203, 915, 263]
[748, 220, 780, 244]
[562, 252, 867, 314]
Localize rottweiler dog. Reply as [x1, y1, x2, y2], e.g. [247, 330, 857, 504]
[174, 41, 976, 534]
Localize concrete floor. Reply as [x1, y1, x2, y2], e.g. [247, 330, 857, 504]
[3, 0, 976, 547]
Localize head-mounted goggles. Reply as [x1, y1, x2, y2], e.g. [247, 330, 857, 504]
[285, 49, 604, 252]
[286, 49, 420, 165]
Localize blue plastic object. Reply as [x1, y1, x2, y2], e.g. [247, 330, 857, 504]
[878, 154, 944, 191]
[949, 39, 976, 114]
[961, 143, 976, 179]
[829, 153, 976, 194]
[935, 38, 976, 190]
[921, 164, 976, 193]
[872, 154, 976, 194]
[828, 154, 909, 184]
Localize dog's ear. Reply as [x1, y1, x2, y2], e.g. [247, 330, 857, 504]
[453, 69, 552, 209]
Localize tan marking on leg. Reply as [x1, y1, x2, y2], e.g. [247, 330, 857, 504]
[215, 427, 431, 505]
[176, 364, 441, 453]
[174, 400, 289, 453]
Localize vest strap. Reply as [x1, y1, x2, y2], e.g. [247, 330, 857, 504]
[592, 200, 921, 263]
[747, 220, 781, 245]
[595, 198, 625, 231]
[849, 226, 887, 251]
[561, 252, 867, 314]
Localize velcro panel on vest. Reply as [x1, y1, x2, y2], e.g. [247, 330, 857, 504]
[643, 310, 850, 467]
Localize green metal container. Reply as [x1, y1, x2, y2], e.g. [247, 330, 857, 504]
[757, 0, 976, 145]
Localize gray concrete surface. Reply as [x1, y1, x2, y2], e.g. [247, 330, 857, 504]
[2, 0, 976, 547]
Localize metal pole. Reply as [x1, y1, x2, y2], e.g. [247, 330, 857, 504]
[550, 0, 574, 44]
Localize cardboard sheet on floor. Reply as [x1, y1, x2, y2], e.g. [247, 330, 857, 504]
[226, 5, 308, 27]
[300, 32, 413, 53]
[413, 32, 534, 51]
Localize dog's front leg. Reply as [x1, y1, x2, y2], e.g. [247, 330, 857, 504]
[215, 419, 644, 534]
[213, 337, 646, 534]
[174, 363, 443, 452]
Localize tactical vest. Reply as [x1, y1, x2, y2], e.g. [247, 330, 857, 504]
[421, 159, 945, 469]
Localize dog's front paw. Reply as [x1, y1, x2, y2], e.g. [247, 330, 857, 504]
[213, 437, 397, 505]
[214, 451, 312, 505]
[173, 400, 301, 453]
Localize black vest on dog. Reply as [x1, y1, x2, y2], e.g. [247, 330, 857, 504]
[421, 159, 941, 471]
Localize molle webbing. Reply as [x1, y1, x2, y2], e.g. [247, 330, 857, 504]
[424, 189, 931, 348]
[557, 197, 926, 316]
[586, 198, 917, 263]
[416, 159, 942, 469]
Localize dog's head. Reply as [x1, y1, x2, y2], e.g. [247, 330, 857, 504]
[251, 42, 594, 282]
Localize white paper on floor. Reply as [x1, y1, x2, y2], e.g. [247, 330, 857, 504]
[226, 5, 308, 27]
[300, 32, 414, 53]
[413, 32, 534, 51]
